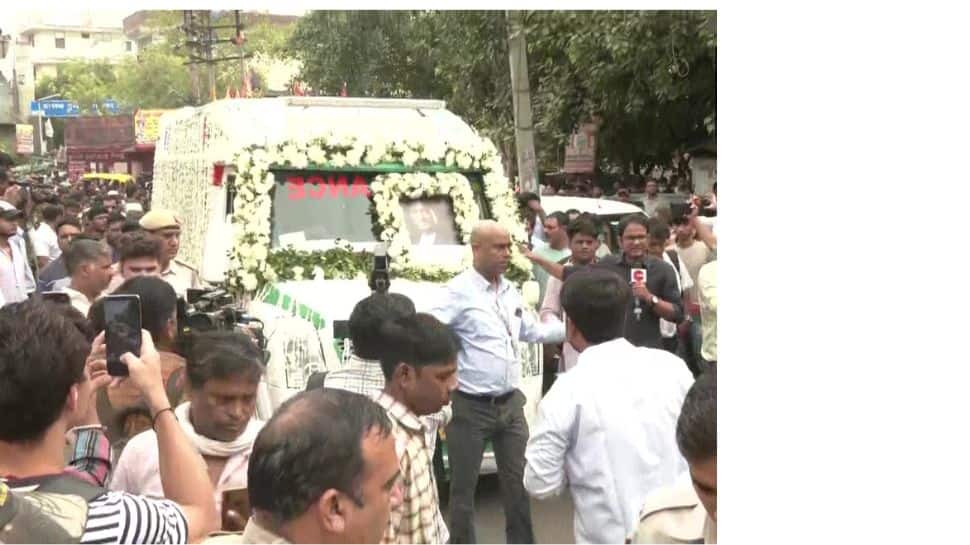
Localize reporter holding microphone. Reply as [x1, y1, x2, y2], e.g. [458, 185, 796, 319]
[562, 215, 683, 350]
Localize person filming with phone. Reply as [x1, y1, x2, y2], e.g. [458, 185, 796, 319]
[89, 276, 186, 445]
[0, 298, 219, 543]
[112, 330, 266, 532]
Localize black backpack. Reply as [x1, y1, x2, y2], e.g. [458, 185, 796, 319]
[0, 473, 107, 543]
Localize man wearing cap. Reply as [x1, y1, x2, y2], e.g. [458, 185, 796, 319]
[0, 201, 36, 305]
[104, 191, 122, 214]
[139, 209, 203, 299]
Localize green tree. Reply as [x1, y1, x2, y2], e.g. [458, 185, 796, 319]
[287, 10, 435, 97]
[287, 10, 716, 176]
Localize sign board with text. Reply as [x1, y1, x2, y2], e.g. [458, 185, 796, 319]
[65, 115, 135, 148]
[15, 124, 34, 154]
[30, 100, 80, 118]
[134, 109, 171, 145]
[563, 123, 598, 173]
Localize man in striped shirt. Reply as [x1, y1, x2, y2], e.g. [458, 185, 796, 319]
[0, 298, 219, 543]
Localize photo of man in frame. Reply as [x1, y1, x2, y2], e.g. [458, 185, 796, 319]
[401, 197, 459, 246]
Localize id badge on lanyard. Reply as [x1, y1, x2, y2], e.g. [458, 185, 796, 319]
[494, 295, 519, 360]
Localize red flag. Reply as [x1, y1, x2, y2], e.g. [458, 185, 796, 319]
[224, 86, 231, 100]
[243, 70, 253, 98]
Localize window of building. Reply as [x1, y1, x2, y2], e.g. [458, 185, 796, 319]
[55, 33, 66, 49]
[81, 32, 90, 39]
[126, 41, 132, 51]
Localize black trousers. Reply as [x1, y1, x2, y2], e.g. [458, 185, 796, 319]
[446, 389, 535, 544]
[661, 335, 679, 354]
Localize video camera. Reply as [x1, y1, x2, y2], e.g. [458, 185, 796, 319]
[368, 243, 390, 294]
[180, 288, 268, 357]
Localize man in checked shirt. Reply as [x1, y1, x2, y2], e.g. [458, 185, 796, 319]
[373, 313, 460, 544]
[323, 292, 452, 454]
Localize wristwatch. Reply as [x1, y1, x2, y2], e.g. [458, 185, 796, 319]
[650, 295, 660, 306]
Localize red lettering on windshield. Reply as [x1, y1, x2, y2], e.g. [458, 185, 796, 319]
[285, 174, 371, 200]
[351, 175, 371, 197]
[287, 176, 305, 200]
[307, 175, 326, 199]
[329, 175, 349, 197]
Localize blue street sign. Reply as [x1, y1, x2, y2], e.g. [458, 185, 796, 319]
[29, 100, 80, 118]
[102, 99, 119, 114]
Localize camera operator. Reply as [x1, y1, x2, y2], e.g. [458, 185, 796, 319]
[0, 298, 218, 543]
[89, 276, 186, 445]
[113, 330, 266, 531]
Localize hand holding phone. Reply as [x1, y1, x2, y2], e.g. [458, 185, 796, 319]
[221, 488, 251, 531]
[104, 295, 142, 377]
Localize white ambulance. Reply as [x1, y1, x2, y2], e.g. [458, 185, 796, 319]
[152, 96, 544, 476]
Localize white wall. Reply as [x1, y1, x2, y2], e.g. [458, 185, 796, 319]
[27, 28, 133, 65]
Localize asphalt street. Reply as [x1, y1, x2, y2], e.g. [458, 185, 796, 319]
[443, 474, 576, 544]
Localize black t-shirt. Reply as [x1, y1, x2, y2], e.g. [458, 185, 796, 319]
[564, 254, 683, 349]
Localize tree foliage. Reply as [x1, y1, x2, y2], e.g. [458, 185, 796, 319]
[287, 10, 715, 174]
[34, 10, 298, 115]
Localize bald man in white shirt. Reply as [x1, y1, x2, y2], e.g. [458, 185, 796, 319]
[524, 268, 694, 544]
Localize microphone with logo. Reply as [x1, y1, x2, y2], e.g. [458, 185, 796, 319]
[631, 267, 647, 321]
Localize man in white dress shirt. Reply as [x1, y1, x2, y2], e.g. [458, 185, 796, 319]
[32, 203, 64, 269]
[524, 268, 694, 543]
[59, 239, 113, 317]
[431, 220, 564, 544]
[0, 200, 35, 306]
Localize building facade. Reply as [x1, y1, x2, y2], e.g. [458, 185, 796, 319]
[19, 23, 133, 83]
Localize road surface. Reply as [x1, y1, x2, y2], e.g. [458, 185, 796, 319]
[442, 474, 576, 544]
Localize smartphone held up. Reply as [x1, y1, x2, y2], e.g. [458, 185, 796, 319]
[103, 294, 142, 377]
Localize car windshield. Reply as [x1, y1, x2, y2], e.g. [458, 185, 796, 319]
[269, 170, 489, 248]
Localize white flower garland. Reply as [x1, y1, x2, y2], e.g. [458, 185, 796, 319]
[371, 171, 477, 276]
[227, 131, 530, 293]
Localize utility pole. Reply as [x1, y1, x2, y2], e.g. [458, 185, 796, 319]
[182, 10, 250, 103]
[506, 10, 538, 193]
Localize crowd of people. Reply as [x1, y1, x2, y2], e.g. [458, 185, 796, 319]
[0, 163, 717, 545]
[537, 154, 704, 209]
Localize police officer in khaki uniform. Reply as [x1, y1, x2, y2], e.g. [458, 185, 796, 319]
[630, 480, 715, 544]
[139, 209, 204, 299]
[630, 369, 717, 544]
